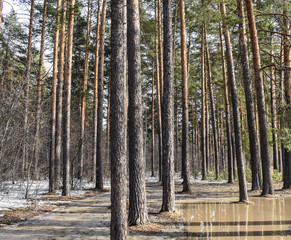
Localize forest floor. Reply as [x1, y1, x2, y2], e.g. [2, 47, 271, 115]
[0, 178, 290, 239]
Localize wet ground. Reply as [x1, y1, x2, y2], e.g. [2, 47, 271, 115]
[0, 179, 290, 239]
[178, 182, 291, 240]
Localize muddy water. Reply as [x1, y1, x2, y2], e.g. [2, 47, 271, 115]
[181, 197, 291, 239]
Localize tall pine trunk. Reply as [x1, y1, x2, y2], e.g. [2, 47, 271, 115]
[151, 61, 155, 177]
[34, 0, 47, 181]
[96, 0, 107, 190]
[180, 0, 191, 192]
[237, 0, 261, 190]
[79, 0, 92, 180]
[110, 0, 128, 237]
[22, 0, 34, 179]
[282, 5, 291, 189]
[127, 0, 149, 225]
[161, 0, 175, 212]
[219, 22, 233, 183]
[62, 0, 75, 197]
[245, 0, 274, 195]
[92, 0, 101, 183]
[55, 0, 67, 189]
[155, 0, 162, 182]
[205, 30, 219, 179]
[50, 0, 61, 192]
[201, 18, 206, 180]
[269, 34, 278, 171]
[220, 0, 248, 202]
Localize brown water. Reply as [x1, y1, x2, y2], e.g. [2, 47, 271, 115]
[181, 197, 291, 239]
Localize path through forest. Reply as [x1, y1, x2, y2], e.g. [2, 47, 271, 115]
[0, 179, 290, 239]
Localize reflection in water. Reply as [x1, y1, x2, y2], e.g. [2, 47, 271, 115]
[181, 197, 291, 239]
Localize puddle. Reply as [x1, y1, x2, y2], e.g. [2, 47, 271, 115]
[180, 197, 291, 239]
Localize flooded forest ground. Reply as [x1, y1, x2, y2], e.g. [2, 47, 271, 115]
[0, 178, 291, 239]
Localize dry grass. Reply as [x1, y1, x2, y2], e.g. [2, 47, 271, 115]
[0, 206, 56, 226]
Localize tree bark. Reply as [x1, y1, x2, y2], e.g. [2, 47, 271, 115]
[110, 0, 128, 237]
[55, 0, 67, 189]
[161, 0, 175, 212]
[151, 61, 155, 177]
[245, 0, 274, 195]
[219, 21, 233, 183]
[22, 0, 34, 179]
[79, 0, 92, 180]
[96, 0, 107, 190]
[155, 0, 162, 182]
[220, 0, 248, 202]
[180, 0, 191, 192]
[62, 0, 75, 197]
[50, 0, 61, 192]
[127, 0, 149, 225]
[205, 29, 219, 179]
[237, 0, 262, 190]
[92, 0, 101, 183]
[34, 0, 48, 181]
[282, 5, 291, 189]
[201, 18, 206, 180]
[269, 34, 279, 171]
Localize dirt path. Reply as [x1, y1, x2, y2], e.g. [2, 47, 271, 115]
[0, 179, 290, 240]
[0, 180, 186, 240]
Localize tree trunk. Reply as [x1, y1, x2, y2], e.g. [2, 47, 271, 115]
[22, 0, 34, 179]
[220, 0, 248, 202]
[62, 0, 75, 197]
[151, 61, 155, 177]
[158, 0, 163, 101]
[127, 0, 149, 225]
[110, 0, 128, 237]
[79, 0, 92, 180]
[269, 34, 279, 171]
[50, 0, 61, 192]
[205, 29, 219, 179]
[155, 0, 162, 182]
[55, 0, 67, 189]
[201, 18, 206, 180]
[245, 0, 274, 195]
[96, 0, 107, 190]
[219, 21, 233, 183]
[237, 0, 262, 190]
[92, 0, 101, 183]
[34, 0, 47, 181]
[161, 0, 175, 212]
[180, 0, 191, 192]
[282, 5, 291, 189]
